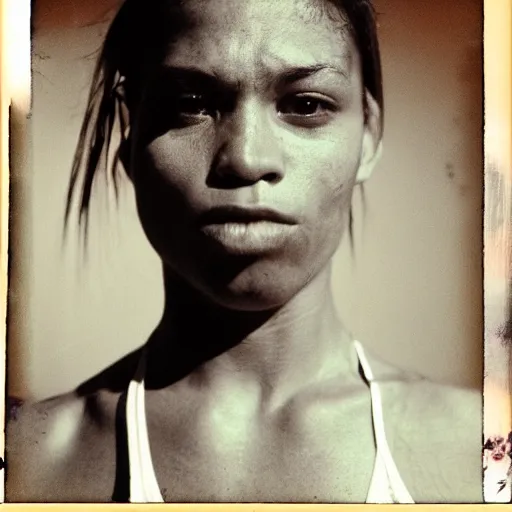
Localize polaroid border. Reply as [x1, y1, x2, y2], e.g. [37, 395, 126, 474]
[0, 506, 510, 511]
[0, 0, 510, 508]
[0, 8, 7, 502]
[483, 0, 512, 504]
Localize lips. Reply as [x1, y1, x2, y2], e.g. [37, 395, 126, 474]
[197, 205, 298, 226]
[197, 205, 298, 254]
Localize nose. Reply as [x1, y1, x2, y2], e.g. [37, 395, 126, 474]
[213, 99, 284, 185]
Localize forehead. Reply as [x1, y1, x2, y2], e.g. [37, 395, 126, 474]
[157, 0, 356, 77]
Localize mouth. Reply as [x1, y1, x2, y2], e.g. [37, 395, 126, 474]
[197, 205, 298, 254]
[198, 205, 298, 226]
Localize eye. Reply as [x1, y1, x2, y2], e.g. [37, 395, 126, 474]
[277, 93, 337, 126]
[177, 93, 217, 118]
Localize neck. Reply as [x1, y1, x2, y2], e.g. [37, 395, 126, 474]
[145, 264, 354, 406]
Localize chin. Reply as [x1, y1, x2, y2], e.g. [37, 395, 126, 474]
[161, 242, 324, 312]
[200, 265, 306, 312]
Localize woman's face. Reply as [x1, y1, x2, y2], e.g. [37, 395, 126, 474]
[129, 0, 381, 311]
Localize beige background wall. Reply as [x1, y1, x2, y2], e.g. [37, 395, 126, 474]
[10, 0, 483, 400]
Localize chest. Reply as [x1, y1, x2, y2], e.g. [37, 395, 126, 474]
[145, 389, 378, 502]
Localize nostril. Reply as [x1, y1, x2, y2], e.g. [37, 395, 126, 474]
[206, 169, 256, 189]
[264, 171, 281, 184]
[207, 147, 284, 188]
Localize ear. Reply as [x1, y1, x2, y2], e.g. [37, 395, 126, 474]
[355, 90, 383, 184]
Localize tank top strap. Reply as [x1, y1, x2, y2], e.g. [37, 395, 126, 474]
[125, 348, 164, 503]
[353, 340, 415, 503]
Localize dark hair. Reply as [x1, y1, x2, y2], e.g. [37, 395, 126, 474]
[66, 0, 383, 236]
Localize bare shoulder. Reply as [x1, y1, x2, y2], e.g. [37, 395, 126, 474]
[360, 348, 482, 502]
[6, 348, 141, 502]
[6, 390, 123, 502]
[385, 377, 483, 503]
[7, 393, 84, 501]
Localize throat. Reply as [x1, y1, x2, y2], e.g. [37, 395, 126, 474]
[146, 264, 355, 407]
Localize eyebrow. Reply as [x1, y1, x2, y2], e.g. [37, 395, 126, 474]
[153, 66, 222, 87]
[276, 64, 350, 85]
[156, 63, 350, 91]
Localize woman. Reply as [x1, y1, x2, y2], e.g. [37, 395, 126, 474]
[7, 0, 482, 503]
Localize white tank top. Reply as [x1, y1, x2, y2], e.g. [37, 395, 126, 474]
[125, 340, 415, 504]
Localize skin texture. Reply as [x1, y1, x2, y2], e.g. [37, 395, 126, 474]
[129, 0, 378, 311]
[6, 350, 483, 503]
[6, 0, 483, 503]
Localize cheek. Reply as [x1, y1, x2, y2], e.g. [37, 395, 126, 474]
[311, 171, 355, 259]
[134, 126, 214, 195]
[128, 132, 207, 259]
[293, 133, 362, 224]
[276, 132, 362, 275]
[130, 126, 217, 246]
